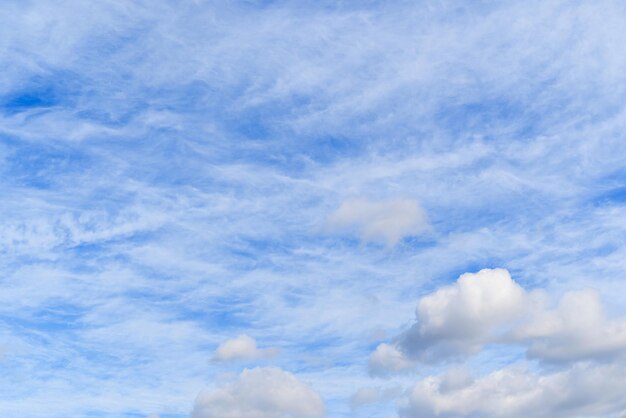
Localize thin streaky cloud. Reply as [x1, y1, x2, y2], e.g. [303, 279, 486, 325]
[1, 1, 626, 417]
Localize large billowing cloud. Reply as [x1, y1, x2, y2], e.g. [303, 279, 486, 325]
[192, 367, 325, 418]
[213, 335, 279, 362]
[399, 363, 626, 418]
[326, 198, 428, 245]
[371, 268, 626, 375]
[400, 268, 527, 361]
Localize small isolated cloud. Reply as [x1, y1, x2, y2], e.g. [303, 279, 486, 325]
[371, 268, 626, 374]
[192, 367, 325, 418]
[213, 335, 279, 362]
[326, 198, 429, 246]
[369, 343, 415, 377]
[399, 363, 626, 418]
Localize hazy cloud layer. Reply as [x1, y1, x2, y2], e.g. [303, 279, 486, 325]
[350, 386, 402, 410]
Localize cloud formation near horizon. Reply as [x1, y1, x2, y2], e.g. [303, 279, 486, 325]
[371, 268, 626, 416]
[192, 367, 325, 418]
[399, 362, 626, 418]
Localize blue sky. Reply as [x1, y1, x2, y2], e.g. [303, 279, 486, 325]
[2, 1, 626, 417]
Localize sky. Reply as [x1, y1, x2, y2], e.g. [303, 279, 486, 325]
[2, 1, 626, 417]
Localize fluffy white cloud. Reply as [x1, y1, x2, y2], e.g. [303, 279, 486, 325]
[372, 268, 626, 374]
[399, 363, 626, 418]
[399, 268, 527, 361]
[326, 198, 428, 245]
[192, 367, 325, 418]
[513, 289, 626, 362]
[213, 335, 279, 362]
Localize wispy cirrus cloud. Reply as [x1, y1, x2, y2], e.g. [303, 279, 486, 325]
[2, 1, 626, 417]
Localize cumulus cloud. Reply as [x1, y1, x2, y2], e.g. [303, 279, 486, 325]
[351, 386, 403, 410]
[398, 268, 527, 362]
[513, 289, 626, 362]
[326, 198, 429, 245]
[399, 363, 626, 418]
[192, 367, 325, 418]
[371, 268, 626, 374]
[213, 335, 279, 362]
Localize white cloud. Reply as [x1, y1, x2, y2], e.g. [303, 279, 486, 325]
[399, 363, 626, 418]
[373, 268, 626, 373]
[513, 289, 626, 362]
[369, 343, 415, 377]
[326, 198, 429, 245]
[398, 268, 527, 362]
[213, 335, 279, 362]
[192, 367, 325, 418]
